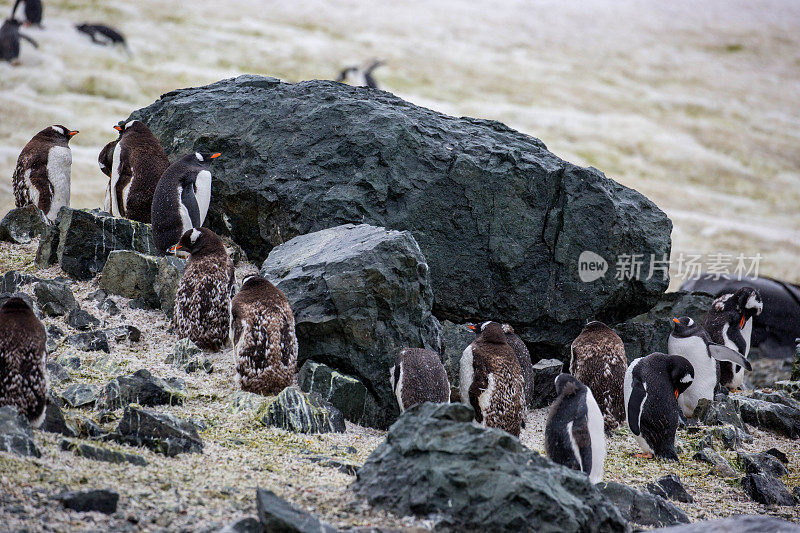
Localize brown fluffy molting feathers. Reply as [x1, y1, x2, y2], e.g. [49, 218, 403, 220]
[173, 228, 235, 351]
[231, 275, 298, 396]
[390, 348, 450, 412]
[0, 296, 48, 426]
[570, 320, 626, 431]
[98, 139, 118, 178]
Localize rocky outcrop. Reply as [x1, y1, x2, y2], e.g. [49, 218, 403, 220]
[60, 439, 147, 466]
[260, 224, 441, 429]
[597, 482, 689, 527]
[133, 75, 671, 355]
[257, 387, 345, 434]
[298, 360, 370, 425]
[738, 451, 788, 478]
[61, 383, 98, 408]
[352, 402, 627, 532]
[730, 395, 800, 438]
[0, 205, 48, 244]
[0, 406, 40, 457]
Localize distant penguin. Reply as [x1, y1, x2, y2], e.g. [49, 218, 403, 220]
[545, 373, 606, 483]
[0, 296, 47, 427]
[12, 125, 78, 221]
[75, 23, 127, 50]
[172, 228, 235, 351]
[0, 18, 38, 64]
[390, 348, 450, 412]
[151, 151, 219, 253]
[11, 0, 42, 27]
[98, 138, 117, 178]
[570, 320, 627, 431]
[624, 353, 694, 460]
[704, 287, 763, 390]
[231, 274, 297, 396]
[668, 316, 752, 417]
[105, 119, 169, 223]
[460, 321, 524, 436]
[468, 321, 534, 406]
[336, 60, 383, 89]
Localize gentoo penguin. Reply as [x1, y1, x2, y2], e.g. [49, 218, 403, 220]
[624, 353, 694, 460]
[468, 321, 534, 406]
[545, 374, 606, 484]
[151, 151, 220, 253]
[98, 138, 118, 178]
[0, 18, 38, 64]
[12, 125, 78, 221]
[11, 0, 42, 27]
[570, 320, 627, 431]
[231, 274, 297, 396]
[668, 317, 752, 417]
[390, 348, 450, 412]
[460, 321, 524, 436]
[105, 119, 169, 223]
[0, 296, 47, 427]
[336, 60, 384, 88]
[172, 228, 235, 351]
[703, 287, 763, 390]
[75, 23, 127, 50]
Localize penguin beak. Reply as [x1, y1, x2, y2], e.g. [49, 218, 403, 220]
[738, 315, 746, 329]
[672, 318, 680, 324]
[210, 152, 221, 159]
[168, 244, 181, 254]
[68, 131, 79, 136]
[466, 324, 477, 332]
[114, 125, 122, 131]
[674, 389, 680, 399]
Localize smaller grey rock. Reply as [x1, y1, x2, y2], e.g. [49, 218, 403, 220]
[738, 451, 788, 478]
[55, 353, 81, 370]
[702, 424, 752, 450]
[298, 360, 368, 424]
[184, 358, 213, 374]
[72, 415, 106, 438]
[309, 456, 359, 476]
[55, 489, 119, 515]
[598, 481, 688, 527]
[60, 439, 147, 466]
[67, 309, 100, 331]
[730, 395, 800, 438]
[95, 369, 186, 411]
[256, 488, 337, 533]
[693, 448, 737, 477]
[229, 391, 269, 414]
[99, 298, 121, 316]
[34, 279, 79, 317]
[40, 394, 77, 437]
[646, 474, 694, 504]
[113, 406, 202, 456]
[165, 338, 202, 366]
[154, 256, 185, 318]
[529, 358, 563, 408]
[100, 250, 161, 307]
[61, 383, 99, 407]
[0, 405, 40, 457]
[653, 515, 800, 532]
[87, 289, 107, 302]
[218, 516, 262, 533]
[693, 397, 747, 431]
[741, 473, 796, 506]
[45, 324, 65, 354]
[751, 390, 800, 411]
[103, 325, 141, 343]
[46, 361, 70, 383]
[765, 447, 789, 464]
[0, 205, 48, 244]
[258, 387, 346, 434]
[0, 270, 39, 293]
[66, 330, 110, 353]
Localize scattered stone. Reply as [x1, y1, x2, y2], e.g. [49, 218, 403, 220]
[95, 369, 186, 411]
[692, 397, 747, 431]
[55, 489, 119, 515]
[645, 474, 694, 504]
[40, 393, 77, 437]
[154, 256, 185, 318]
[67, 308, 100, 331]
[100, 250, 162, 308]
[87, 289, 107, 302]
[257, 387, 345, 434]
[34, 279, 79, 317]
[72, 415, 106, 438]
[309, 456, 359, 476]
[55, 353, 81, 370]
[36, 207, 157, 280]
[61, 383, 99, 408]
[741, 473, 796, 506]
[99, 297, 121, 316]
[598, 481, 689, 527]
[529, 358, 563, 408]
[693, 448, 737, 477]
[0, 205, 48, 243]
[219, 516, 262, 533]
[165, 338, 202, 366]
[752, 389, 800, 411]
[730, 395, 800, 438]
[104, 325, 141, 343]
[298, 360, 369, 424]
[353, 402, 626, 531]
[738, 451, 789, 478]
[66, 330, 110, 353]
[45, 324, 64, 354]
[700, 424, 752, 450]
[766, 447, 789, 464]
[0, 270, 39, 293]
[653, 515, 800, 532]
[260, 224, 441, 429]
[60, 439, 147, 466]
[256, 488, 337, 533]
[184, 358, 213, 374]
[0, 405, 40, 457]
[229, 391, 269, 415]
[46, 360, 70, 382]
[113, 406, 203, 456]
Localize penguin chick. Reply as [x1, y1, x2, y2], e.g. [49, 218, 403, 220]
[390, 348, 450, 412]
[545, 373, 606, 483]
[172, 228, 235, 351]
[0, 18, 38, 64]
[0, 296, 47, 426]
[570, 320, 627, 431]
[460, 321, 524, 436]
[624, 353, 694, 460]
[12, 125, 78, 221]
[151, 151, 220, 253]
[232, 274, 297, 396]
[668, 316, 752, 418]
[467, 321, 534, 406]
[704, 287, 763, 390]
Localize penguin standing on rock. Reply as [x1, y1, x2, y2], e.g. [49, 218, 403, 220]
[172, 228, 235, 351]
[545, 374, 606, 484]
[704, 287, 763, 390]
[624, 353, 694, 460]
[570, 320, 627, 431]
[668, 317, 752, 417]
[105, 120, 169, 223]
[151, 152, 220, 253]
[0, 18, 37, 63]
[390, 348, 450, 412]
[0, 296, 47, 427]
[231, 274, 297, 396]
[460, 321, 524, 436]
[12, 125, 78, 221]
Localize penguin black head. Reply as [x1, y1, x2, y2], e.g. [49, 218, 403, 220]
[43, 125, 79, 143]
[725, 287, 763, 327]
[466, 320, 496, 336]
[240, 274, 267, 291]
[170, 227, 225, 258]
[477, 322, 507, 344]
[114, 119, 146, 135]
[667, 355, 694, 396]
[554, 373, 584, 397]
[193, 152, 221, 164]
[0, 295, 34, 315]
[670, 316, 704, 339]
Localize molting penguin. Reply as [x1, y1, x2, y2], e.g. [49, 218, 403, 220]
[545, 373, 606, 484]
[0, 296, 47, 427]
[570, 320, 627, 431]
[468, 322, 534, 406]
[704, 287, 762, 390]
[231, 274, 297, 396]
[390, 348, 450, 412]
[105, 120, 169, 223]
[460, 321, 524, 436]
[12, 125, 78, 221]
[668, 316, 752, 417]
[98, 135, 119, 178]
[0, 18, 38, 64]
[624, 353, 694, 460]
[151, 152, 220, 253]
[335, 59, 383, 88]
[172, 228, 235, 351]
[11, 0, 42, 27]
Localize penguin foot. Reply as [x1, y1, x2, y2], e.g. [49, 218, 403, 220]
[727, 387, 743, 393]
[634, 452, 653, 459]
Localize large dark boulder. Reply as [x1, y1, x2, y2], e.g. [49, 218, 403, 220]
[131, 75, 671, 354]
[260, 224, 441, 429]
[741, 473, 796, 506]
[352, 402, 627, 532]
[34, 279, 79, 317]
[55, 489, 119, 515]
[256, 387, 346, 434]
[100, 250, 161, 308]
[36, 207, 157, 281]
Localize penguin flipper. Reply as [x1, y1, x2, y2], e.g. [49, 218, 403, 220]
[19, 33, 38, 48]
[708, 344, 752, 371]
[627, 376, 646, 436]
[571, 414, 593, 475]
[180, 181, 202, 229]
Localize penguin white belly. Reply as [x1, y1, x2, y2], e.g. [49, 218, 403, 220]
[742, 318, 753, 356]
[195, 170, 212, 225]
[585, 389, 606, 484]
[45, 146, 72, 221]
[110, 144, 123, 216]
[477, 373, 497, 426]
[23, 168, 38, 206]
[721, 323, 747, 389]
[459, 345, 474, 404]
[177, 185, 194, 234]
[122, 177, 133, 214]
[669, 335, 714, 417]
[394, 362, 405, 411]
